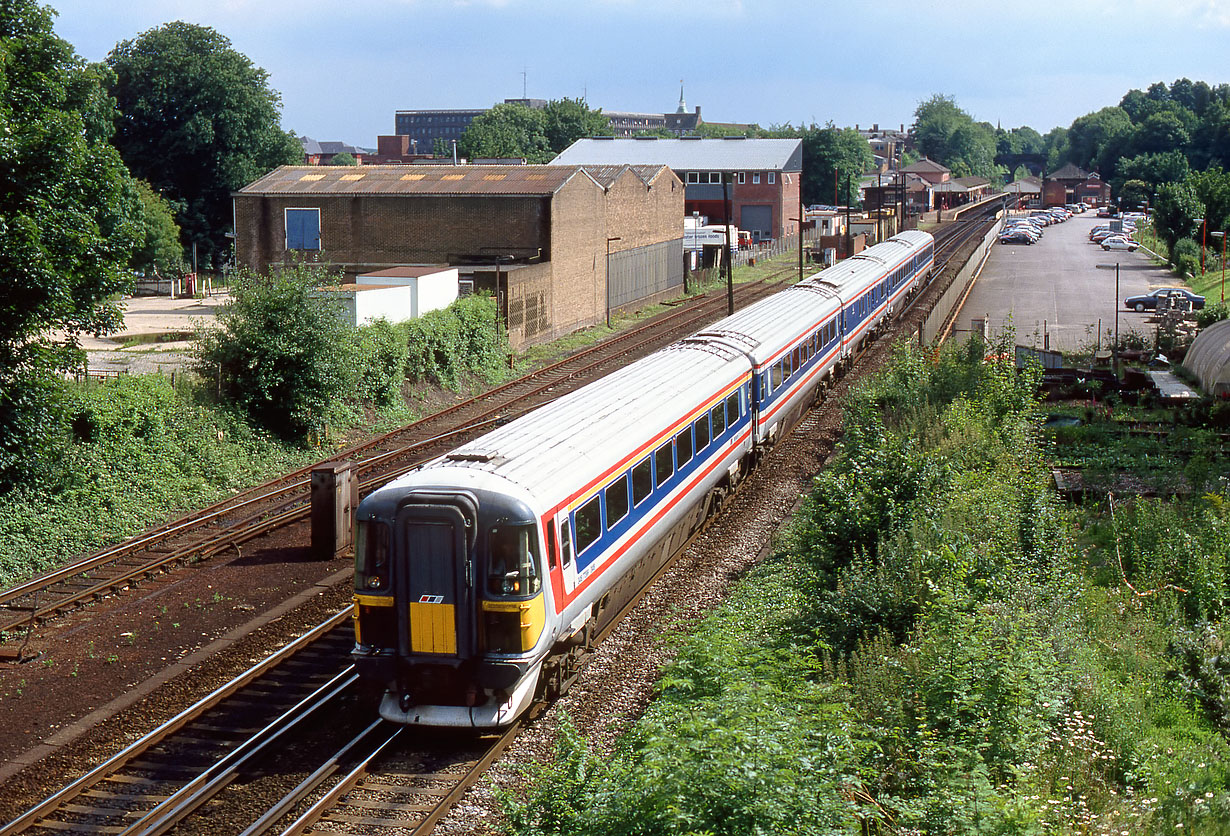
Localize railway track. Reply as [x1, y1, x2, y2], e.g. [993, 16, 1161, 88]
[0, 611, 355, 836]
[0, 270, 796, 656]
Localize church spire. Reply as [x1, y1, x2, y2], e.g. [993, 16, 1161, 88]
[676, 80, 687, 114]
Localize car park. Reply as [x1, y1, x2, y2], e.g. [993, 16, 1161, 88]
[1123, 287, 1205, 312]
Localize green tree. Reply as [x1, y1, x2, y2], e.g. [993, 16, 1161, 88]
[798, 124, 872, 207]
[911, 94, 999, 180]
[106, 22, 301, 270]
[195, 263, 355, 442]
[328, 152, 357, 166]
[1153, 179, 1205, 252]
[542, 98, 610, 154]
[130, 181, 185, 278]
[0, 0, 142, 484]
[1065, 106, 1134, 175]
[458, 102, 551, 163]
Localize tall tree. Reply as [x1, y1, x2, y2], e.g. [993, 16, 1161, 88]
[542, 98, 611, 154]
[458, 102, 551, 163]
[911, 94, 999, 181]
[106, 22, 301, 269]
[0, 0, 142, 483]
[130, 181, 185, 278]
[799, 124, 872, 207]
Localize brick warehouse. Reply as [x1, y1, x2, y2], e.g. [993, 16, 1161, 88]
[233, 164, 684, 348]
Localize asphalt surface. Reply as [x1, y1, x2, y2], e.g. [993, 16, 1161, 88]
[957, 212, 1179, 354]
[78, 292, 229, 375]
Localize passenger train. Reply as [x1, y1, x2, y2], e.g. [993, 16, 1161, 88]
[350, 230, 935, 727]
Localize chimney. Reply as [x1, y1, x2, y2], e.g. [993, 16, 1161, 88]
[872, 123, 879, 132]
[855, 123, 859, 131]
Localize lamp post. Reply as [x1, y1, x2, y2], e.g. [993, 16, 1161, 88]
[1096, 262, 1121, 375]
[1213, 230, 1227, 303]
[1195, 217, 1206, 277]
[606, 236, 621, 328]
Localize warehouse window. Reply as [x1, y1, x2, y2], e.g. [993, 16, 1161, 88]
[752, 173, 760, 185]
[738, 172, 745, 184]
[286, 208, 320, 251]
[687, 171, 699, 183]
[768, 172, 776, 184]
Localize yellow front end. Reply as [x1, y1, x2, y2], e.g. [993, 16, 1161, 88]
[482, 594, 545, 653]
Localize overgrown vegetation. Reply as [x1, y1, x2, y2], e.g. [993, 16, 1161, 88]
[498, 338, 1230, 835]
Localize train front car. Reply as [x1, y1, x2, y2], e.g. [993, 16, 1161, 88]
[352, 472, 549, 727]
[351, 340, 755, 728]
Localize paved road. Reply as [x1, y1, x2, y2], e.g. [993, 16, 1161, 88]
[956, 213, 1178, 354]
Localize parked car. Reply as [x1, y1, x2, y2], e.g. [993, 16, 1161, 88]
[1124, 287, 1205, 312]
[1000, 230, 1034, 245]
[1101, 236, 1139, 251]
[1097, 206, 1112, 217]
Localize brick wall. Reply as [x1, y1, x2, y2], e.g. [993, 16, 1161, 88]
[234, 194, 551, 279]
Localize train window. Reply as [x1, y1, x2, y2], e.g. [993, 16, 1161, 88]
[559, 520, 573, 568]
[487, 524, 541, 598]
[606, 474, 629, 529]
[792, 347, 801, 370]
[676, 427, 693, 467]
[726, 391, 740, 424]
[631, 457, 652, 506]
[356, 521, 390, 591]
[711, 402, 726, 437]
[574, 496, 602, 555]
[654, 443, 673, 488]
[547, 523, 557, 571]
[770, 362, 782, 390]
[695, 412, 710, 451]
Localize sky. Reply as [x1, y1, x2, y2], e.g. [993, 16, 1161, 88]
[44, 0, 1230, 149]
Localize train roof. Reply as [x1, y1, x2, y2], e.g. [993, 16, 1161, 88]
[688, 283, 841, 364]
[376, 341, 750, 507]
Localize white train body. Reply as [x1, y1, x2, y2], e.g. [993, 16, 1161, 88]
[351, 231, 934, 727]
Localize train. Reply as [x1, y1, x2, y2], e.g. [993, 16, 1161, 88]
[349, 229, 935, 727]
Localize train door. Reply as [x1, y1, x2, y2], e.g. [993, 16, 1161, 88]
[554, 510, 578, 594]
[394, 495, 477, 660]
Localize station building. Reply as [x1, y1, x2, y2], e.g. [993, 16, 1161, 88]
[1044, 163, 1112, 207]
[233, 164, 684, 349]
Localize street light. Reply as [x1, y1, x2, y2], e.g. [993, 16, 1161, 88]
[1096, 262, 1121, 375]
[1194, 217, 1206, 276]
[606, 236, 621, 328]
[1212, 230, 1227, 303]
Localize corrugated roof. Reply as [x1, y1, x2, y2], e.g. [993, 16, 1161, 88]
[551, 137, 803, 171]
[238, 165, 594, 196]
[578, 164, 673, 188]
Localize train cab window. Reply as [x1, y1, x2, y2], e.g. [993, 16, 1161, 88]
[726, 391, 740, 424]
[487, 524, 541, 598]
[355, 521, 390, 591]
[631, 457, 652, 506]
[559, 520, 573, 568]
[606, 474, 629, 529]
[654, 443, 673, 488]
[770, 362, 783, 391]
[695, 412, 710, 451]
[711, 402, 726, 437]
[676, 427, 693, 467]
[574, 496, 602, 555]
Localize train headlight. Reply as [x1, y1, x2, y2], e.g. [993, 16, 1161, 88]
[367, 576, 383, 589]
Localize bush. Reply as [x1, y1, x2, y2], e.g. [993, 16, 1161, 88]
[1171, 237, 1201, 278]
[1195, 300, 1229, 329]
[195, 264, 356, 442]
[402, 295, 504, 387]
[352, 319, 408, 407]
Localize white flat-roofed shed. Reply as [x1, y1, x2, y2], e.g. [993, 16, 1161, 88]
[316, 266, 459, 327]
[358, 266, 459, 318]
